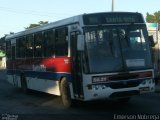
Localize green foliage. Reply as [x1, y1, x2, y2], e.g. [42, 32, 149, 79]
[146, 11, 160, 30]
[0, 50, 5, 57]
[25, 21, 49, 29]
[0, 36, 6, 54]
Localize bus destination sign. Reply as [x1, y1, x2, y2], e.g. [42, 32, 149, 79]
[105, 17, 136, 23]
[83, 12, 144, 25]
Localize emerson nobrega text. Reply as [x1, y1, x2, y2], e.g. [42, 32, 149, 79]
[114, 114, 160, 120]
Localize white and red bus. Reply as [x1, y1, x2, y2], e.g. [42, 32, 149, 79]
[5, 12, 155, 107]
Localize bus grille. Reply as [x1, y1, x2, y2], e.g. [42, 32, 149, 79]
[108, 80, 142, 89]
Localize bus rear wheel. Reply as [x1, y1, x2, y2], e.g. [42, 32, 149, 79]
[20, 74, 28, 94]
[60, 78, 72, 108]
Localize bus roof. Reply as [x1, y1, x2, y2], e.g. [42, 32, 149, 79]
[5, 12, 144, 40]
[6, 15, 82, 40]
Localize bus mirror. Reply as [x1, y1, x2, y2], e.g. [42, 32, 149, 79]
[148, 35, 155, 47]
[77, 35, 85, 51]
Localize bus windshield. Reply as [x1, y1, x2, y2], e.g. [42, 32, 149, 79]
[84, 25, 152, 73]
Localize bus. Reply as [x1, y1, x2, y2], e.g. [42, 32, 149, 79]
[5, 12, 155, 107]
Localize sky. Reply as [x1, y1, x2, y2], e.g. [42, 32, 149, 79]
[0, 0, 160, 38]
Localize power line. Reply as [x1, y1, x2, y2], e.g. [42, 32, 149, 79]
[0, 6, 74, 17]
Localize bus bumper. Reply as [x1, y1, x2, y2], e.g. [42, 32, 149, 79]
[83, 78, 155, 101]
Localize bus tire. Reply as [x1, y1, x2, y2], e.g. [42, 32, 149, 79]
[60, 77, 72, 108]
[20, 74, 28, 94]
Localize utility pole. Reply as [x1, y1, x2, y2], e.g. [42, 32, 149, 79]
[112, 0, 114, 12]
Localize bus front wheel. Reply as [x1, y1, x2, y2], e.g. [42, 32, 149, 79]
[60, 78, 72, 108]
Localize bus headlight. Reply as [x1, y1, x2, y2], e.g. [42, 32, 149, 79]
[141, 79, 152, 85]
[141, 80, 146, 85]
[92, 85, 107, 90]
[93, 85, 99, 90]
[101, 85, 106, 89]
[146, 79, 152, 84]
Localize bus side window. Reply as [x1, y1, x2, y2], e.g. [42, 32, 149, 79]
[34, 32, 43, 58]
[43, 30, 55, 57]
[16, 37, 26, 58]
[26, 35, 34, 58]
[6, 40, 11, 59]
[55, 27, 68, 56]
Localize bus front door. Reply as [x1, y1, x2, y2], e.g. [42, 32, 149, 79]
[70, 32, 84, 99]
[11, 44, 18, 87]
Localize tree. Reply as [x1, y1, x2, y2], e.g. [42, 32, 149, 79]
[0, 36, 6, 53]
[0, 33, 13, 54]
[146, 11, 160, 30]
[25, 21, 49, 29]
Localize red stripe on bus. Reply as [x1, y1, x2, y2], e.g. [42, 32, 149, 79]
[6, 57, 71, 73]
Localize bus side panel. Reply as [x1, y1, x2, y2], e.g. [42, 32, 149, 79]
[26, 77, 61, 96]
[7, 74, 14, 85]
[41, 57, 71, 73]
[6, 70, 21, 88]
[6, 57, 72, 96]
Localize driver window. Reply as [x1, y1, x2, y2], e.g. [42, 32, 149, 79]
[129, 29, 146, 50]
